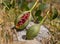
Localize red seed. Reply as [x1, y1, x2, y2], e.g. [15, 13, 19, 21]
[17, 12, 30, 26]
[21, 18, 26, 23]
[25, 16, 28, 19]
[23, 15, 26, 19]
[21, 14, 25, 18]
[20, 22, 23, 25]
[18, 20, 22, 24]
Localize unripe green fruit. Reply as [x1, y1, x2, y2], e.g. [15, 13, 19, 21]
[15, 11, 32, 30]
[26, 11, 49, 40]
[26, 24, 40, 40]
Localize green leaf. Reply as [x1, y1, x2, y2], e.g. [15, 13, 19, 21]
[35, 10, 41, 16]
[35, 10, 43, 22]
[38, 16, 43, 22]
[18, 0, 29, 11]
[52, 8, 58, 19]
[28, 2, 35, 9]
[39, 3, 47, 11]
[23, 3, 29, 11]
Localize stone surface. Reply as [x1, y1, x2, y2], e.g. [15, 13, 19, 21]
[13, 22, 50, 44]
[13, 39, 41, 44]
[0, 22, 50, 44]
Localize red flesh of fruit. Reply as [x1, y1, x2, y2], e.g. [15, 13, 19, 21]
[16, 12, 30, 28]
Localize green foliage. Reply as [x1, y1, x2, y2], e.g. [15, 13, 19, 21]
[35, 10, 43, 22]
[0, 0, 60, 43]
[28, 2, 35, 9]
[52, 8, 58, 19]
[18, 0, 29, 11]
[35, 10, 41, 16]
[39, 3, 47, 11]
[49, 8, 58, 20]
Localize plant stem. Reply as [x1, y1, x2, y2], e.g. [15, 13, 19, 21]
[29, 0, 39, 12]
[3, 2, 9, 9]
[29, 0, 39, 22]
[39, 11, 49, 26]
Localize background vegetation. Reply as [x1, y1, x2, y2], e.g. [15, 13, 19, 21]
[0, 0, 60, 44]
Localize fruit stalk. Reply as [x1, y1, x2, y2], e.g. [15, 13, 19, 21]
[29, 0, 39, 22]
[39, 11, 49, 26]
[29, 0, 39, 12]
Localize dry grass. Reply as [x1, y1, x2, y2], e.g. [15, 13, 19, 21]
[0, 2, 20, 44]
[0, 0, 60, 44]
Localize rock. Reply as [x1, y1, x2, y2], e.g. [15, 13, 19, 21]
[36, 25, 50, 41]
[13, 22, 50, 44]
[13, 39, 41, 44]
